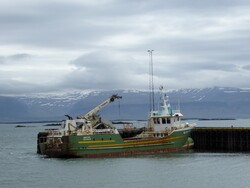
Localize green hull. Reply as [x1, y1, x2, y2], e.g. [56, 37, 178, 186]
[38, 128, 192, 158]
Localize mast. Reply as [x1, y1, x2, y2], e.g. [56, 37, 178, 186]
[148, 49, 155, 111]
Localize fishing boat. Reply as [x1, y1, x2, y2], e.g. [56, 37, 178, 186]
[37, 89, 194, 158]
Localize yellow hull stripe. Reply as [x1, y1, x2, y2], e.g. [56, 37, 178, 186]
[86, 135, 186, 149]
[78, 140, 115, 144]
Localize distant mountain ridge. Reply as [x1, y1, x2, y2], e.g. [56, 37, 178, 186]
[1, 87, 250, 122]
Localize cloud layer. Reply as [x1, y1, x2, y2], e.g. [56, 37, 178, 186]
[1, 0, 250, 95]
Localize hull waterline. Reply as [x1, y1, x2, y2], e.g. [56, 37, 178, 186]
[38, 128, 192, 158]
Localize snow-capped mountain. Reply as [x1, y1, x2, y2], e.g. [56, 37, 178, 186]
[1, 87, 250, 122]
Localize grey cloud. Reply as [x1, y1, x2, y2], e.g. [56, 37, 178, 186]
[0, 79, 55, 96]
[155, 61, 238, 82]
[0, 53, 33, 64]
[1, 0, 249, 49]
[8, 53, 32, 61]
[183, 62, 238, 72]
[0, 0, 250, 95]
[242, 64, 250, 70]
[0, 57, 5, 64]
[62, 50, 148, 91]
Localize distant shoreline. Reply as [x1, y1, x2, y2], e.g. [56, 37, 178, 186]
[197, 118, 236, 121]
[0, 120, 61, 124]
[0, 118, 237, 125]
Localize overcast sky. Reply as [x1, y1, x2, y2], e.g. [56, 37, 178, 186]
[1, 0, 250, 95]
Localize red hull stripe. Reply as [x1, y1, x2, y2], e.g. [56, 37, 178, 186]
[78, 147, 182, 158]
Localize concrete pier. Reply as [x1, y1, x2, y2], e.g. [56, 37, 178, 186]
[191, 127, 250, 151]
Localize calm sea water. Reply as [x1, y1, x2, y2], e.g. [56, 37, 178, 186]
[1, 119, 250, 188]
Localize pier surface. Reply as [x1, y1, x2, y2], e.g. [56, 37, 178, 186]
[191, 127, 250, 151]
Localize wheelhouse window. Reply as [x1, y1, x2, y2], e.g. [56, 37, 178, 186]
[162, 118, 166, 124]
[153, 118, 158, 124]
[167, 118, 171, 124]
[157, 118, 160, 124]
[153, 118, 161, 124]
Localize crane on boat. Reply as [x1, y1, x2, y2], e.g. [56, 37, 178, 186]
[77, 94, 122, 120]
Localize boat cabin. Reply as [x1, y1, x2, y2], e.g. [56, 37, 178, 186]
[148, 91, 184, 133]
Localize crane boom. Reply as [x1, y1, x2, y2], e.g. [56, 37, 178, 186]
[79, 94, 122, 120]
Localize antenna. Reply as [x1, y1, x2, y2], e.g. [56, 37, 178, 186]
[148, 49, 155, 111]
